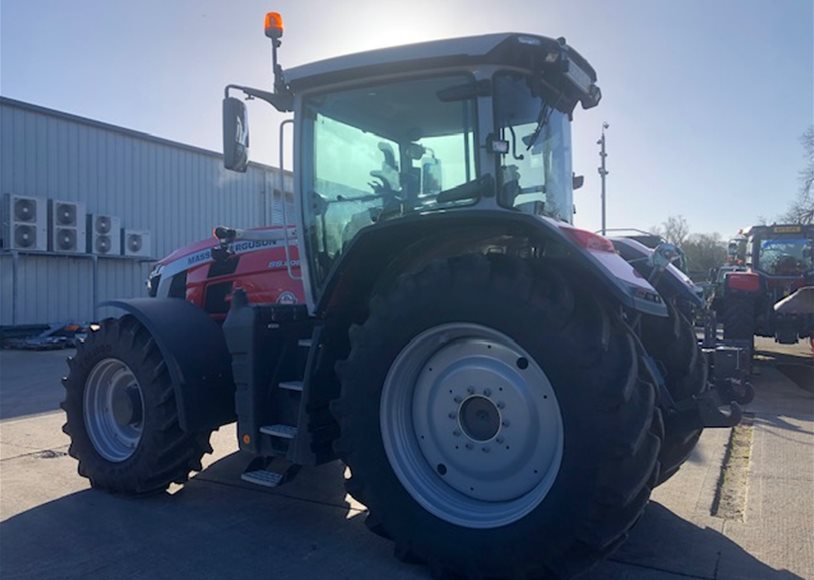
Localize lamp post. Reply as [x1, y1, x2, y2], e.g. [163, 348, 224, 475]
[597, 122, 609, 235]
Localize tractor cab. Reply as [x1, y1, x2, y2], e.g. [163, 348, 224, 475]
[222, 23, 613, 313]
[744, 224, 814, 279]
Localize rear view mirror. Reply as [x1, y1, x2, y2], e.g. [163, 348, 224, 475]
[572, 174, 584, 190]
[223, 97, 249, 172]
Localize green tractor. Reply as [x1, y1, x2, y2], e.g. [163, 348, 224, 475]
[62, 13, 744, 578]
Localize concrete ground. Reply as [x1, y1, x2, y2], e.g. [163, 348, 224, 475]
[0, 340, 812, 579]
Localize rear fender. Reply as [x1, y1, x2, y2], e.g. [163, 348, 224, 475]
[102, 298, 235, 432]
[317, 210, 668, 318]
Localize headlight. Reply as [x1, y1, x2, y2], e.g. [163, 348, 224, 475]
[146, 264, 163, 297]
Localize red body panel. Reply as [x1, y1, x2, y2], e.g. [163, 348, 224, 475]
[155, 226, 305, 318]
[726, 271, 760, 293]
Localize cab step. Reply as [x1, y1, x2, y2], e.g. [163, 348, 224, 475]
[241, 469, 285, 488]
[260, 424, 298, 439]
[241, 457, 300, 488]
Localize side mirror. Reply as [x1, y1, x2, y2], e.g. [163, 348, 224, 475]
[421, 155, 443, 195]
[223, 97, 249, 172]
[649, 242, 681, 273]
[572, 174, 584, 190]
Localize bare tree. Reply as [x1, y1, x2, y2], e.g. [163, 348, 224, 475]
[651, 215, 690, 246]
[781, 126, 814, 224]
[682, 232, 727, 276]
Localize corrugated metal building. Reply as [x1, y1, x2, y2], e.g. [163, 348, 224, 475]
[0, 97, 292, 325]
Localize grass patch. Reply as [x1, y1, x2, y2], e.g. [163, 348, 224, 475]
[711, 416, 754, 521]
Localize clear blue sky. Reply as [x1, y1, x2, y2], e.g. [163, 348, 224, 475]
[1, 0, 812, 236]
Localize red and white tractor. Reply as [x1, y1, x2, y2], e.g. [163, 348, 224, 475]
[62, 13, 746, 578]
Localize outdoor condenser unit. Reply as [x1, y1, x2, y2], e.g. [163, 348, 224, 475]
[86, 214, 122, 255]
[121, 229, 152, 258]
[1, 193, 48, 251]
[48, 199, 86, 253]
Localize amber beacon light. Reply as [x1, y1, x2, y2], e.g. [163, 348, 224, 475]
[264, 12, 284, 39]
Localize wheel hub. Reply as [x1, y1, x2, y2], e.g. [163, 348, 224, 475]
[459, 395, 500, 442]
[111, 386, 143, 426]
[380, 323, 564, 529]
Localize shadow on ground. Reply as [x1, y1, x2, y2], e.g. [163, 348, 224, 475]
[756, 355, 814, 395]
[0, 452, 800, 580]
[0, 349, 74, 420]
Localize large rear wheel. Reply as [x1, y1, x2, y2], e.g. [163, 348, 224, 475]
[62, 315, 212, 494]
[722, 296, 755, 341]
[332, 255, 662, 579]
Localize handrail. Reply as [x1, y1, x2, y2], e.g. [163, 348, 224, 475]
[278, 119, 300, 280]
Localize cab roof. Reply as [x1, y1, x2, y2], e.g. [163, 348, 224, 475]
[285, 32, 598, 96]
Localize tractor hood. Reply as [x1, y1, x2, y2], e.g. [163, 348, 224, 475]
[155, 226, 289, 268]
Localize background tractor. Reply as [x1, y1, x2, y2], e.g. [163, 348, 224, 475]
[712, 224, 814, 345]
[62, 13, 745, 579]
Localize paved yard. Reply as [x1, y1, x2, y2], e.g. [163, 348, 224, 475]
[0, 341, 811, 579]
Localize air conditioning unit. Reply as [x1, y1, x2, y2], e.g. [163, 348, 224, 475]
[48, 199, 86, 253]
[121, 229, 152, 258]
[86, 214, 121, 255]
[1, 194, 48, 251]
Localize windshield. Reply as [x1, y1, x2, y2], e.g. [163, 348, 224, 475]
[494, 73, 573, 223]
[757, 237, 814, 276]
[303, 74, 478, 287]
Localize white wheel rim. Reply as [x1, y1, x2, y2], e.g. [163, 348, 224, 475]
[380, 323, 564, 529]
[83, 358, 144, 462]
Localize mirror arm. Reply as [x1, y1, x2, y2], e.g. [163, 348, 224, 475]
[225, 84, 293, 113]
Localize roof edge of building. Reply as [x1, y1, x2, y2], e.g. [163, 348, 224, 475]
[0, 95, 292, 176]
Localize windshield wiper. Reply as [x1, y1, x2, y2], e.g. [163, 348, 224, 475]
[436, 174, 494, 203]
[523, 103, 553, 151]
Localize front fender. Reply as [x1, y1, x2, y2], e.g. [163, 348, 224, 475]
[102, 298, 235, 432]
[317, 210, 667, 317]
[611, 236, 705, 311]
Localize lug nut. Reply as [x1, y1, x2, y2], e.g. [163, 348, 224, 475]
[484, 388, 492, 397]
[496, 436, 504, 444]
[453, 396, 462, 403]
[453, 429, 461, 437]
[467, 386, 475, 394]
[448, 412, 456, 419]
[496, 401, 505, 409]
[465, 443, 473, 450]
[502, 420, 510, 428]
[482, 446, 490, 453]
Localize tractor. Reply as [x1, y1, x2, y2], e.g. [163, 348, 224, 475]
[62, 13, 745, 579]
[713, 224, 814, 345]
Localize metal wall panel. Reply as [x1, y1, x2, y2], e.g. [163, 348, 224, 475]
[0, 97, 290, 325]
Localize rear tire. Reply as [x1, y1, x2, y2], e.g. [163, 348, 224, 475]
[722, 297, 755, 341]
[62, 315, 212, 494]
[641, 304, 707, 485]
[332, 255, 661, 579]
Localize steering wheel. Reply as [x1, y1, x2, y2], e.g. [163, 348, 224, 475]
[368, 175, 404, 205]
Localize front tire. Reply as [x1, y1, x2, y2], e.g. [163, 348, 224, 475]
[641, 304, 707, 484]
[62, 315, 212, 494]
[332, 255, 661, 579]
